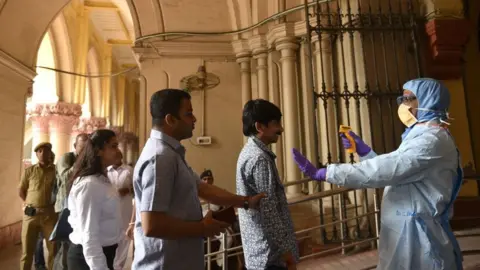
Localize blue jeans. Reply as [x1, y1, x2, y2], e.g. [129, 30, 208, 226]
[34, 232, 45, 267]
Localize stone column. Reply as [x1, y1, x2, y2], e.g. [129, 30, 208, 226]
[276, 37, 302, 196]
[49, 102, 82, 159]
[119, 136, 127, 161]
[267, 51, 285, 179]
[78, 116, 107, 134]
[28, 102, 82, 160]
[237, 52, 252, 144]
[0, 47, 36, 248]
[313, 36, 337, 207]
[299, 40, 317, 195]
[237, 52, 252, 106]
[124, 132, 137, 165]
[73, 8, 90, 105]
[254, 48, 269, 100]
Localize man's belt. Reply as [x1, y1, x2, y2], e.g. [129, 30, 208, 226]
[23, 204, 54, 216]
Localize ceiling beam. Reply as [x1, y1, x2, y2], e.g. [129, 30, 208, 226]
[116, 10, 131, 40]
[84, 1, 117, 10]
[107, 39, 133, 45]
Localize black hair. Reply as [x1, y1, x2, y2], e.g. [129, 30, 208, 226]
[69, 129, 117, 191]
[150, 89, 191, 127]
[200, 169, 213, 179]
[242, 99, 282, 137]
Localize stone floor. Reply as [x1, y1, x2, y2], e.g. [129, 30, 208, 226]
[296, 229, 480, 270]
[2, 230, 480, 270]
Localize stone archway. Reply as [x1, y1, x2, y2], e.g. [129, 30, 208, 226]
[0, 0, 242, 248]
[0, 0, 147, 248]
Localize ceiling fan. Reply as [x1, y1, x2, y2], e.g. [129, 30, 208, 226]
[180, 65, 220, 92]
[179, 65, 220, 146]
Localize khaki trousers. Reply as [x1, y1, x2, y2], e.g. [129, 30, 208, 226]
[20, 208, 58, 270]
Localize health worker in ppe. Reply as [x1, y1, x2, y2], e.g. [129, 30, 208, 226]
[292, 78, 463, 270]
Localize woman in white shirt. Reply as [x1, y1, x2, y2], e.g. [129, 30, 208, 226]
[67, 129, 122, 270]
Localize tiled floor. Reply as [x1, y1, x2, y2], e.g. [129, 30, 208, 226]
[2, 231, 480, 270]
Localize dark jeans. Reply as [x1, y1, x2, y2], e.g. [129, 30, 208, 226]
[34, 232, 45, 268]
[53, 240, 70, 270]
[67, 243, 117, 270]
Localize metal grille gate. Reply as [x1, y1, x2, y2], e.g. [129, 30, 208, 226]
[303, 0, 423, 246]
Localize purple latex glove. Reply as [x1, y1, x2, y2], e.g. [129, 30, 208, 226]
[292, 148, 326, 181]
[340, 131, 372, 157]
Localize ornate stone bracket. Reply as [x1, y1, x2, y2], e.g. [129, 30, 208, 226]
[73, 116, 107, 134]
[424, 18, 470, 79]
[26, 102, 82, 118]
[26, 102, 83, 134]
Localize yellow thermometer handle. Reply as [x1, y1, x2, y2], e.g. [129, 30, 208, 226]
[344, 132, 356, 154]
[339, 125, 356, 154]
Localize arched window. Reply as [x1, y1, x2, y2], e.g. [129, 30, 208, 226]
[32, 32, 58, 103]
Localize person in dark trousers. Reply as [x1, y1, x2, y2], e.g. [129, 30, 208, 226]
[53, 133, 88, 270]
[34, 233, 45, 270]
[67, 130, 122, 270]
[132, 89, 266, 270]
[236, 99, 299, 270]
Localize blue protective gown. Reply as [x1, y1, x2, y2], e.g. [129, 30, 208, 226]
[326, 78, 463, 270]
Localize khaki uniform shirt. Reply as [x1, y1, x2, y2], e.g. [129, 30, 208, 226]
[19, 163, 56, 208]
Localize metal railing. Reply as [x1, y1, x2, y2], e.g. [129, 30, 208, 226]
[203, 177, 381, 269]
[203, 175, 480, 269]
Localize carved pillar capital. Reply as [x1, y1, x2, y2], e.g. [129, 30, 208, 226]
[275, 37, 299, 52]
[73, 116, 107, 134]
[26, 102, 82, 134]
[236, 52, 252, 71]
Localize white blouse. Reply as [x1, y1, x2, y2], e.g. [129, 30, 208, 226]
[68, 174, 122, 270]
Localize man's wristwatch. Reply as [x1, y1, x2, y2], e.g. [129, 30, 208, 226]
[243, 197, 250, 210]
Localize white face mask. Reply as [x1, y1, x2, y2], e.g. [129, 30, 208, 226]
[397, 104, 417, 127]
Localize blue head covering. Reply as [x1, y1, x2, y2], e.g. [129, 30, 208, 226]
[402, 78, 450, 123]
[400, 78, 450, 140]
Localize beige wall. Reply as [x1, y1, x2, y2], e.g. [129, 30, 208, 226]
[140, 58, 243, 192]
[443, 79, 478, 196]
[0, 53, 33, 227]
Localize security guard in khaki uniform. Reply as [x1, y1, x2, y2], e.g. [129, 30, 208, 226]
[19, 142, 58, 270]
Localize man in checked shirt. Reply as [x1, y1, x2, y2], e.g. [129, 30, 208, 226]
[236, 99, 298, 270]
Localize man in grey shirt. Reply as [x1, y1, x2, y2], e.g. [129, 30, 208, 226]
[132, 89, 265, 270]
[236, 99, 299, 270]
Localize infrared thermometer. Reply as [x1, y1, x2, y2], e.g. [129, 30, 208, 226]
[339, 125, 355, 154]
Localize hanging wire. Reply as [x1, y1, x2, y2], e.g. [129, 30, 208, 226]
[135, 0, 332, 42]
[35, 65, 139, 78]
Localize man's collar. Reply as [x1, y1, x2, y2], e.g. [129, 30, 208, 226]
[249, 136, 276, 159]
[150, 129, 184, 151]
[107, 164, 127, 171]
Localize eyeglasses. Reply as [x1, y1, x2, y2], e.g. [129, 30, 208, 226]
[396, 95, 417, 105]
